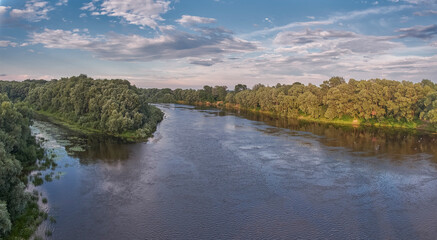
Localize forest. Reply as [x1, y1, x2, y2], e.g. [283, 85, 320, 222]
[142, 77, 437, 130]
[0, 94, 44, 239]
[1, 75, 437, 238]
[0, 75, 164, 140]
[0, 75, 165, 238]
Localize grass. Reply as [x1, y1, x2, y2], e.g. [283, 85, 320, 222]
[35, 110, 100, 135]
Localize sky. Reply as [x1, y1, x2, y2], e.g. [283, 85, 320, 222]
[0, 0, 436, 89]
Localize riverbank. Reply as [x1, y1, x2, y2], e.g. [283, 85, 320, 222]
[25, 103, 437, 239]
[176, 101, 434, 132]
[34, 110, 158, 142]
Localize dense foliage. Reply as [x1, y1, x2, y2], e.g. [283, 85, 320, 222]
[26, 75, 163, 138]
[143, 77, 437, 129]
[0, 80, 47, 102]
[0, 94, 44, 238]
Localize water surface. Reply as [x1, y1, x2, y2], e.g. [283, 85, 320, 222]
[32, 104, 437, 239]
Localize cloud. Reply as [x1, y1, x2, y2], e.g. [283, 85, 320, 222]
[189, 58, 223, 66]
[82, 0, 171, 29]
[0, 74, 7, 77]
[243, 5, 411, 38]
[274, 28, 401, 55]
[0, 40, 18, 47]
[176, 15, 216, 26]
[337, 38, 400, 53]
[56, 0, 68, 6]
[250, 27, 423, 83]
[0, 6, 10, 15]
[402, 0, 437, 4]
[397, 24, 437, 39]
[29, 27, 258, 62]
[274, 29, 356, 45]
[413, 10, 437, 16]
[10, 0, 53, 22]
[80, 2, 97, 11]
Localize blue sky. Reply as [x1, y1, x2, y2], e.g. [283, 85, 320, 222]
[0, 0, 436, 88]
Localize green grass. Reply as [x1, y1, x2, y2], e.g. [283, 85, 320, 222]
[35, 110, 100, 135]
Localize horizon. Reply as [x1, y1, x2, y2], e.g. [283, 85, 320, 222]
[1, 0, 436, 89]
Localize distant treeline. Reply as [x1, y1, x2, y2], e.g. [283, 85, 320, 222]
[0, 94, 44, 238]
[0, 75, 164, 139]
[143, 77, 437, 129]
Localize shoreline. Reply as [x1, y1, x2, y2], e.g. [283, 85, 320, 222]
[34, 110, 152, 142]
[174, 101, 434, 133]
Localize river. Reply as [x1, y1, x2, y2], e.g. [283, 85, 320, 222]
[31, 104, 437, 239]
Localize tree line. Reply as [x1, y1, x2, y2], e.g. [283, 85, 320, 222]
[0, 94, 44, 238]
[24, 75, 163, 138]
[1, 75, 164, 139]
[142, 77, 437, 129]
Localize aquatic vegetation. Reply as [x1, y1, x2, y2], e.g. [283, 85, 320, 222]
[68, 145, 86, 152]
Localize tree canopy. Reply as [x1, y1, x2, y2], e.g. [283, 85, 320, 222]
[24, 75, 163, 138]
[0, 94, 43, 238]
[142, 77, 437, 129]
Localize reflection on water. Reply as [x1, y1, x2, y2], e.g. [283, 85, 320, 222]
[31, 104, 437, 240]
[72, 136, 131, 164]
[33, 115, 132, 163]
[200, 106, 437, 162]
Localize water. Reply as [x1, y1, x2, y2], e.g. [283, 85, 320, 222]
[31, 104, 437, 239]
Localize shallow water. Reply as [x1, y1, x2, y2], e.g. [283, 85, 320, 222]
[32, 104, 437, 239]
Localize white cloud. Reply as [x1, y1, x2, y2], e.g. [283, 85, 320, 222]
[248, 27, 432, 83]
[56, 0, 68, 6]
[81, 2, 97, 11]
[10, 0, 53, 22]
[273, 28, 402, 56]
[176, 15, 216, 26]
[82, 0, 171, 29]
[274, 29, 357, 45]
[29, 28, 258, 64]
[413, 10, 437, 16]
[189, 58, 223, 66]
[402, 0, 437, 4]
[0, 6, 10, 15]
[243, 5, 411, 38]
[0, 40, 17, 47]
